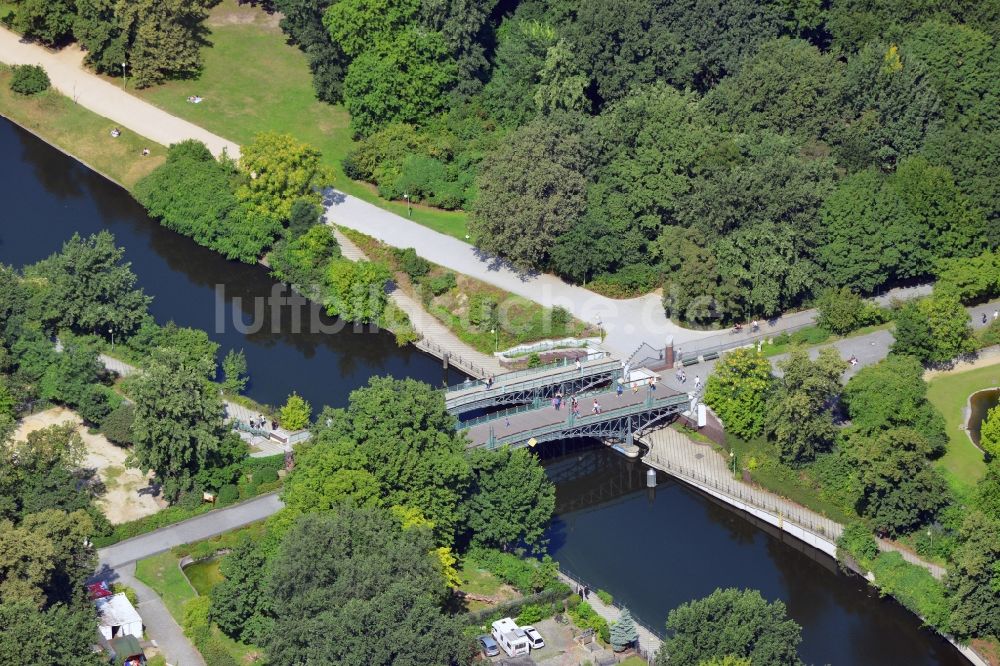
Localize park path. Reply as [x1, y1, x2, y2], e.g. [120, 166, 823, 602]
[94, 493, 283, 666]
[333, 229, 505, 377]
[641, 427, 948, 578]
[0, 27, 239, 158]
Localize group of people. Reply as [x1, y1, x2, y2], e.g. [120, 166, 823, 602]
[981, 310, 999, 325]
[250, 413, 277, 431]
[732, 320, 761, 334]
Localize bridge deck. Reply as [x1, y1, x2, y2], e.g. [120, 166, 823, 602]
[461, 383, 685, 447]
[445, 357, 621, 409]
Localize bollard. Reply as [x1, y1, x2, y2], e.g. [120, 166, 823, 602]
[664, 336, 675, 369]
[646, 468, 657, 488]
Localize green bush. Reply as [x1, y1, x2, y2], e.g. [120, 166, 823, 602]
[837, 521, 879, 567]
[10, 64, 50, 95]
[255, 466, 279, 484]
[465, 548, 557, 593]
[423, 272, 456, 296]
[394, 247, 431, 278]
[198, 635, 240, 666]
[569, 601, 611, 644]
[590, 264, 661, 298]
[182, 596, 212, 644]
[790, 326, 831, 346]
[217, 484, 239, 507]
[871, 552, 951, 632]
[112, 583, 138, 606]
[516, 603, 547, 625]
[596, 589, 613, 606]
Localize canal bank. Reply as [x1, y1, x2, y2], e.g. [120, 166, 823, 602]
[542, 443, 970, 665]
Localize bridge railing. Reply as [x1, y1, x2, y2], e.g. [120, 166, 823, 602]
[482, 393, 691, 446]
[444, 350, 611, 393]
[676, 321, 814, 364]
[446, 359, 623, 408]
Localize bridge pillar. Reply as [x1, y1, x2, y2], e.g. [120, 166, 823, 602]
[664, 336, 675, 369]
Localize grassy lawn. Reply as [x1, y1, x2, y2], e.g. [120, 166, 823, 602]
[458, 559, 518, 613]
[760, 322, 892, 358]
[925, 360, 998, 496]
[130, 0, 469, 239]
[183, 557, 224, 596]
[0, 66, 164, 189]
[135, 551, 196, 619]
[135, 524, 266, 664]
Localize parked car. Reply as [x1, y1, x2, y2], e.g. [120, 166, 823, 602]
[522, 625, 545, 649]
[477, 634, 500, 657]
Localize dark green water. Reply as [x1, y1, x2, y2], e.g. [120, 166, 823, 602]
[969, 388, 999, 446]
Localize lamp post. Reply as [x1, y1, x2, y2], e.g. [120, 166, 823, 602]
[121, 62, 127, 91]
[491, 328, 498, 352]
[730, 450, 736, 475]
[403, 193, 411, 217]
[108, 325, 115, 350]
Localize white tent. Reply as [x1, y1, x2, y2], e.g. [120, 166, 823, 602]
[95, 593, 143, 641]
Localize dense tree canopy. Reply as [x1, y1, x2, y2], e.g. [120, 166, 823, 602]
[26, 231, 151, 338]
[703, 348, 773, 440]
[657, 588, 804, 666]
[265, 509, 469, 665]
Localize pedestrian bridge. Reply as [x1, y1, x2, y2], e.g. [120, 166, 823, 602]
[458, 384, 693, 449]
[444, 357, 622, 415]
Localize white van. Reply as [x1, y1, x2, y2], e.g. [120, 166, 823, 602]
[491, 617, 530, 657]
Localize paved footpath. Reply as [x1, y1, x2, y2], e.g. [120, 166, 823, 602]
[0, 28, 239, 158]
[95, 494, 284, 666]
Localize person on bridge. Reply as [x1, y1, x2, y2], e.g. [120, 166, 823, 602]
[616, 379, 624, 397]
[592, 399, 601, 414]
[575, 358, 582, 372]
[694, 375, 701, 389]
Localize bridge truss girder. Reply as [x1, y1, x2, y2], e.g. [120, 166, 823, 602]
[449, 368, 620, 415]
[482, 399, 689, 450]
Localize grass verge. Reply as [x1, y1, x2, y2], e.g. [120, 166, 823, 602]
[925, 360, 998, 496]
[341, 227, 597, 355]
[0, 65, 164, 189]
[129, 0, 469, 239]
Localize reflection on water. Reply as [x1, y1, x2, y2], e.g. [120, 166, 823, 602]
[542, 444, 965, 666]
[0, 118, 467, 409]
[968, 388, 999, 446]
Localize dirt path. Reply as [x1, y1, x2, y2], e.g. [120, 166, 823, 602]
[13, 407, 164, 523]
[925, 345, 1000, 380]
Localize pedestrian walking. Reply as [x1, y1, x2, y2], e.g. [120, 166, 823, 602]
[694, 375, 701, 389]
[616, 378, 624, 397]
[575, 358, 582, 372]
[593, 399, 601, 415]
[983, 313, 989, 325]
[680, 369, 687, 383]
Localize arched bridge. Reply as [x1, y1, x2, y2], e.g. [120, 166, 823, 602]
[444, 357, 622, 415]
[459, 385, 694, 449]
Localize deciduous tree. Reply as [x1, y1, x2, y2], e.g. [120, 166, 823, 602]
[947, 511, 1000, 639]
[703, 348, 773, 440]
[220, 349, 248, 394]
[464, 446, 555, 552]
[237, 132, 329, 222]
[12, 0, 76, 45]
[471, 117, 587, 270]
[980, 406, 1000, 459]
[656, 588, 804, 666]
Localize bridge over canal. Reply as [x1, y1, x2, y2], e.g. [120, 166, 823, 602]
[444, 356, 624, 415]
[459, 383, 694, 449]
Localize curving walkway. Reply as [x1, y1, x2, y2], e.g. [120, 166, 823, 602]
[0, 28, 239, 158]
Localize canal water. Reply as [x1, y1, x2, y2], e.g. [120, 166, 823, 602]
[0, 117, 965, 664]
[0, 118, 464, 409]
[542, 445, 965, 665]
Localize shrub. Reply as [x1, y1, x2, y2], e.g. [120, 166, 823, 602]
[99, 402, 135, 445]
[569, 601, 611, 644]
[217, 484, 239, 507]
[871, 552, 951, 632]
[837, 521, 879, 567]
[468, 293, 498, 329]
[424, 272, 456, 296]
[78, 385, 115, 425]
[10, 64, 50, 95]
[516, 603, 546, 625]
[394, 247, 431, 278]
[596, 589, 613, 606]
[182, 596, 212, 644]
[255, 466, 279, 485]
[112, 583, 138, 606]
[590, 264, 661, 298]
[527, 352, 542, 368]
[551, 306, 571, 328]
[465, 548, 557, 593]
[790, 326, 831, 346]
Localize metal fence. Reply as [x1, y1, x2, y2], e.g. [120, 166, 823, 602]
[645, 451, 843, 541]
[414, 337, 492, 379]
[675, 320, 815, 364]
